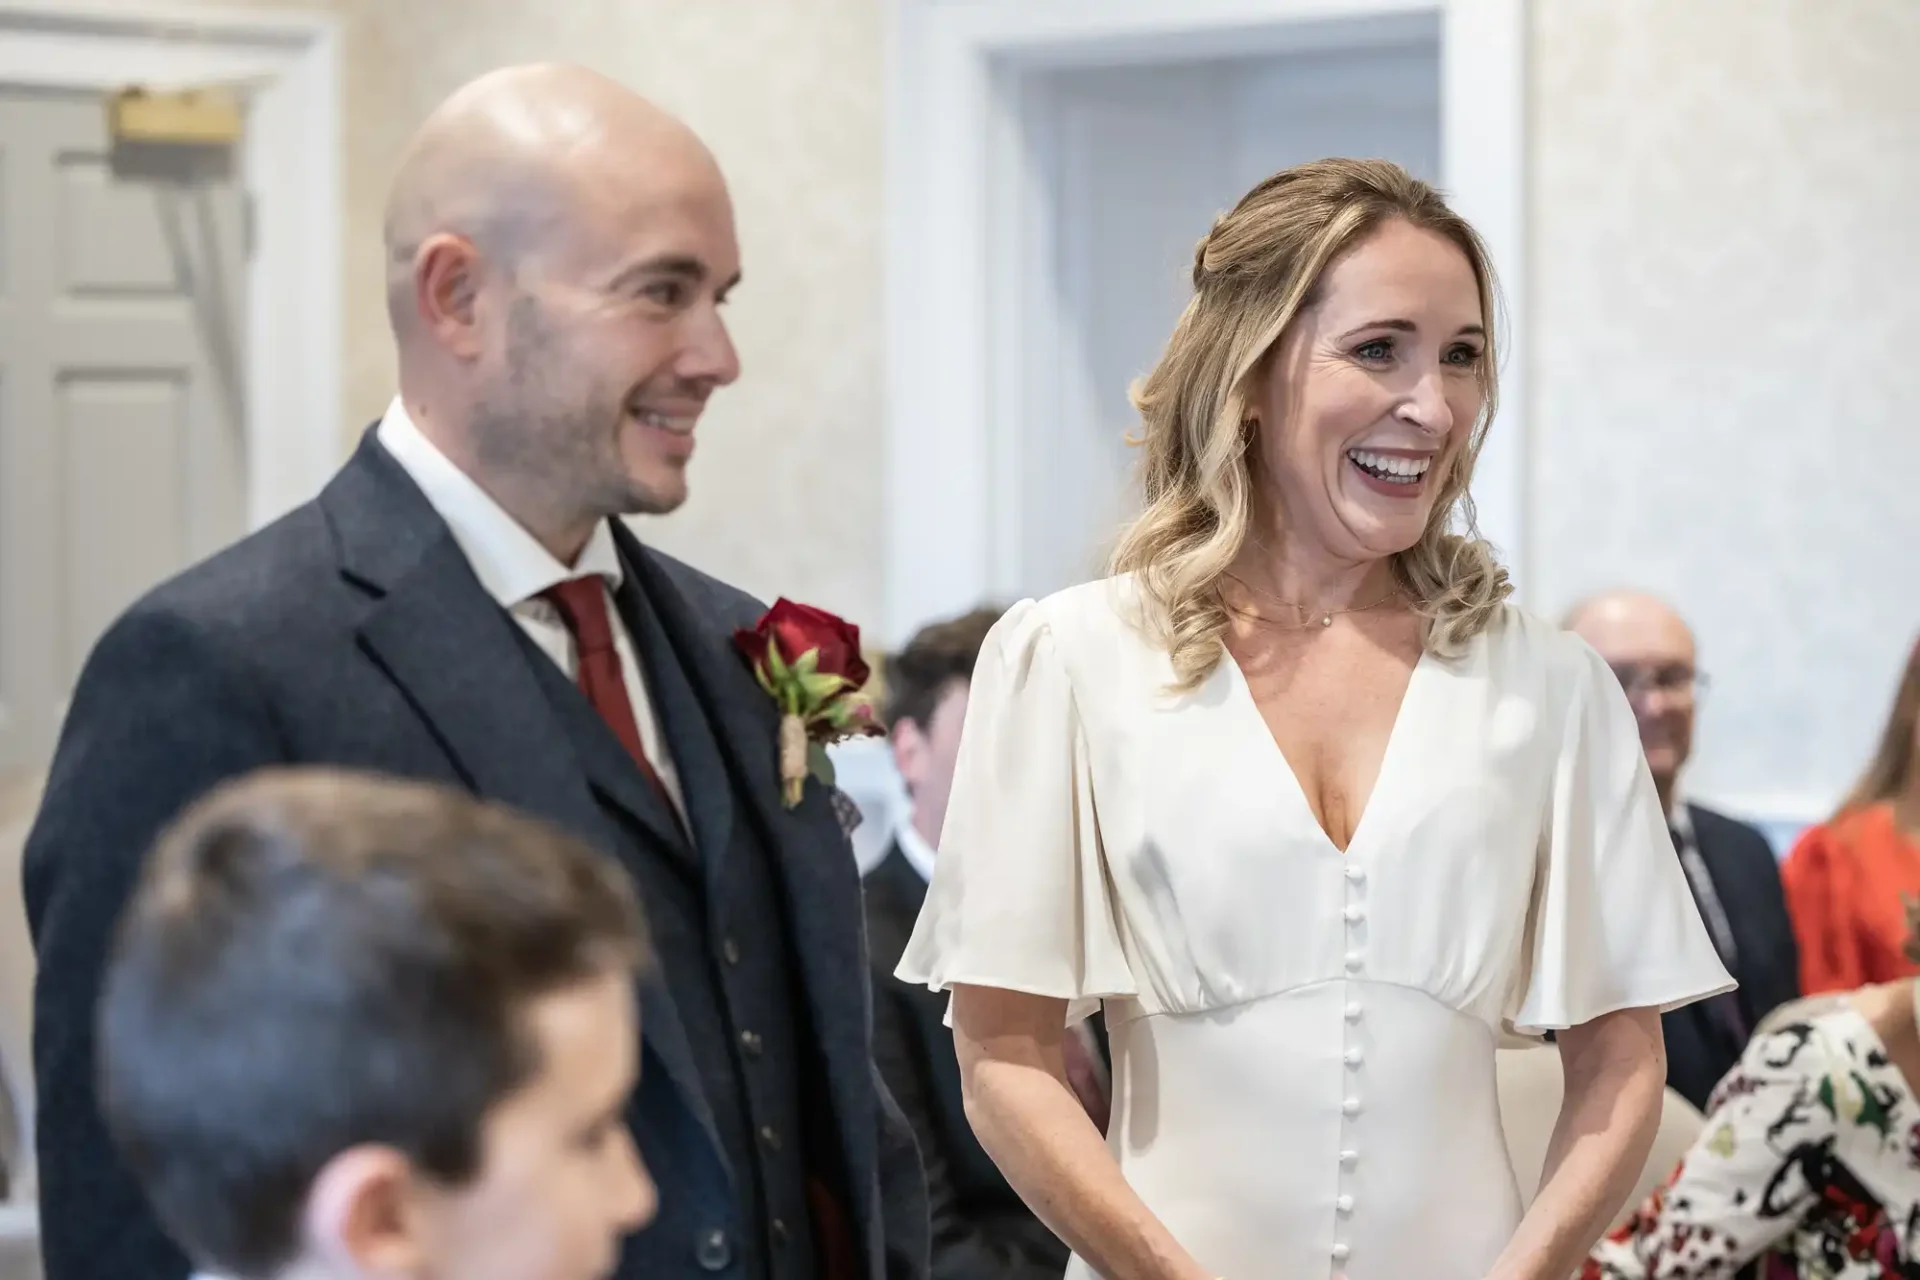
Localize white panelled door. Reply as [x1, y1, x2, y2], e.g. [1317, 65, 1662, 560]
[0, 88, 249, 779]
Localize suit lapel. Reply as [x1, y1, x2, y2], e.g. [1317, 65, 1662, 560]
[1686, 807, 1743, 950]
[515, 632, 695, 867]
[322, 433, 722, 1156]
[1685, 806, 1771, 1034]
[618, 528, 881, 1228]
[613, 571, 734, 870]
[618, 531, 807, 873]
[1684, 805, 1755, 984]
[351, 528, 602, 835]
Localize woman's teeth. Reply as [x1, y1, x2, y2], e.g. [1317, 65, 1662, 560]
[1347, 448, 1430, 485]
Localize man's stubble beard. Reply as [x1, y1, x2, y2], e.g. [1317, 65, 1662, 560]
[477, 295, 687, 521]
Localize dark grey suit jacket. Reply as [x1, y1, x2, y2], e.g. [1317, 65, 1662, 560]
[23, 431, 928, 1280]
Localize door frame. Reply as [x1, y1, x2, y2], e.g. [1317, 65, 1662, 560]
[883, 0, 1529, 642]
[0, 0, 342, 530]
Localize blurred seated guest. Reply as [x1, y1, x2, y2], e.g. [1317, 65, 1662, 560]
[1567, 591, 1798, 1109]
[98, 768, 657, 1280]
[1582, 896, 1920, 1278]
[827, 734, 911, 875]
[1784, 636, 1920, 995]
[863, 607, 1099, 1280]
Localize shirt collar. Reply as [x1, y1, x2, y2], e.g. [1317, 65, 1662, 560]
[896, 821, 938, 884]
[376, 397, 623, 609]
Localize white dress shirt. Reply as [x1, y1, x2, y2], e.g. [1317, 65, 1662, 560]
[375, 398, 685, 820]
[895, 818, 939, 884]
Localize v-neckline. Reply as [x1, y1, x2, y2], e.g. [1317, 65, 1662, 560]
[1222, 645, 1432, 857]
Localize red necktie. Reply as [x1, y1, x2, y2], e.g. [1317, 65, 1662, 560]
[541, 578, 675, 813]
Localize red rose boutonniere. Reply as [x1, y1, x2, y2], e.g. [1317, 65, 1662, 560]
[733, 599, 884, 807]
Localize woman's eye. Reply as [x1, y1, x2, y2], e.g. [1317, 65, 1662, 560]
[1354, 339, 1393, 361]
[1444, 344, 1484, 366]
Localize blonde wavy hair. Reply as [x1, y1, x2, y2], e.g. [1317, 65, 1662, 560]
[1109, 157, 1511, 690]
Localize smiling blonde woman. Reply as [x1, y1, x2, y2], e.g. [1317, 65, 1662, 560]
[897, 159, 1734, 1280]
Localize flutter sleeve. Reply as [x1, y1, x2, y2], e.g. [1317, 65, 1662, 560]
[894, 600, 1134, 1026]
[1507, 635, 1735, 1033]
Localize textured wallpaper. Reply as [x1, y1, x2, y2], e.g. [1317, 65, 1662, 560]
[1530, 0, 1920, 815]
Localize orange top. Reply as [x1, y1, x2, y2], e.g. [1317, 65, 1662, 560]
[1781, 803, 1920, 994]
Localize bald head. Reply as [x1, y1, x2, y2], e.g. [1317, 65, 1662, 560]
[383, 63, 720, 337]
[1561, 590, 1693, 651]
[378, 63, 742, 558]
[1564, 590, 1699, 806]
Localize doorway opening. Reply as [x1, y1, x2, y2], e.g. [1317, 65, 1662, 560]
[1003, 31, 1442, 597]
[883, 0, 1527, 642]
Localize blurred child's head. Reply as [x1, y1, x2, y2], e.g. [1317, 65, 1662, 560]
[98, 768, 657, 1280]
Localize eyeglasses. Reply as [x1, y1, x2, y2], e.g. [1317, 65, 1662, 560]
[1608, 663, 1709, 703]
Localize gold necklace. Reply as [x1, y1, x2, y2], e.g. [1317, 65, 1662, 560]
[1223, 571, 1403, 629]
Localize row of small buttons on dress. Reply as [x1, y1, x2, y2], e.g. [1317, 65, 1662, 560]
[1334, 861, 1366, 1280]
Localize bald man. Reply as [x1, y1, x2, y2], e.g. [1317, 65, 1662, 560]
[1565, 592, 1798, 1108]
[25, 66, 927, 1280]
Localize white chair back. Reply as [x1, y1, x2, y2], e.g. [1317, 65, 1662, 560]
[1495, 1042, 1704, 1228]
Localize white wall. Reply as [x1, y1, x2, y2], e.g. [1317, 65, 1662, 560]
[1530, 0, 1920, 824]
[1014, 42, 1442, 601]
[1227, 43, 1440, 194]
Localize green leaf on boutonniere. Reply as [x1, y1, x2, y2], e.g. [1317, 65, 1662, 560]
[798, 669, 851, 706]
[750, 657, 778, 701]
[820, 698, 865, 731]
[762, 637, 799, 716]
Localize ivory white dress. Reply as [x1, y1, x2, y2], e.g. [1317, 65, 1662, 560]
[895, 577, 1734, 1280]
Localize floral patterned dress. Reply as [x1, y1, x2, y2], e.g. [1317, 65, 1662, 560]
[1584, 1005, 1920, 1278]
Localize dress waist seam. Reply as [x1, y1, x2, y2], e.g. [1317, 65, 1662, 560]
[1117, 975, 1496, 1026]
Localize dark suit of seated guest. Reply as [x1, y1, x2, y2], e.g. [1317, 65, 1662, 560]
[864, 609, 1106, 1280]
[1660, 802, 1800, 1109]
[1567, 591, 1799, 1110]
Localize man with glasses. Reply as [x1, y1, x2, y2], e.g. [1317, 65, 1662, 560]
[1565, 591, 1799, 1109]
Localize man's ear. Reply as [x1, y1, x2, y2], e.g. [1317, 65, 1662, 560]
[303, 1145, 431, 1275]
[411, 232, 490, 361]
[890, 718, 927, 797]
